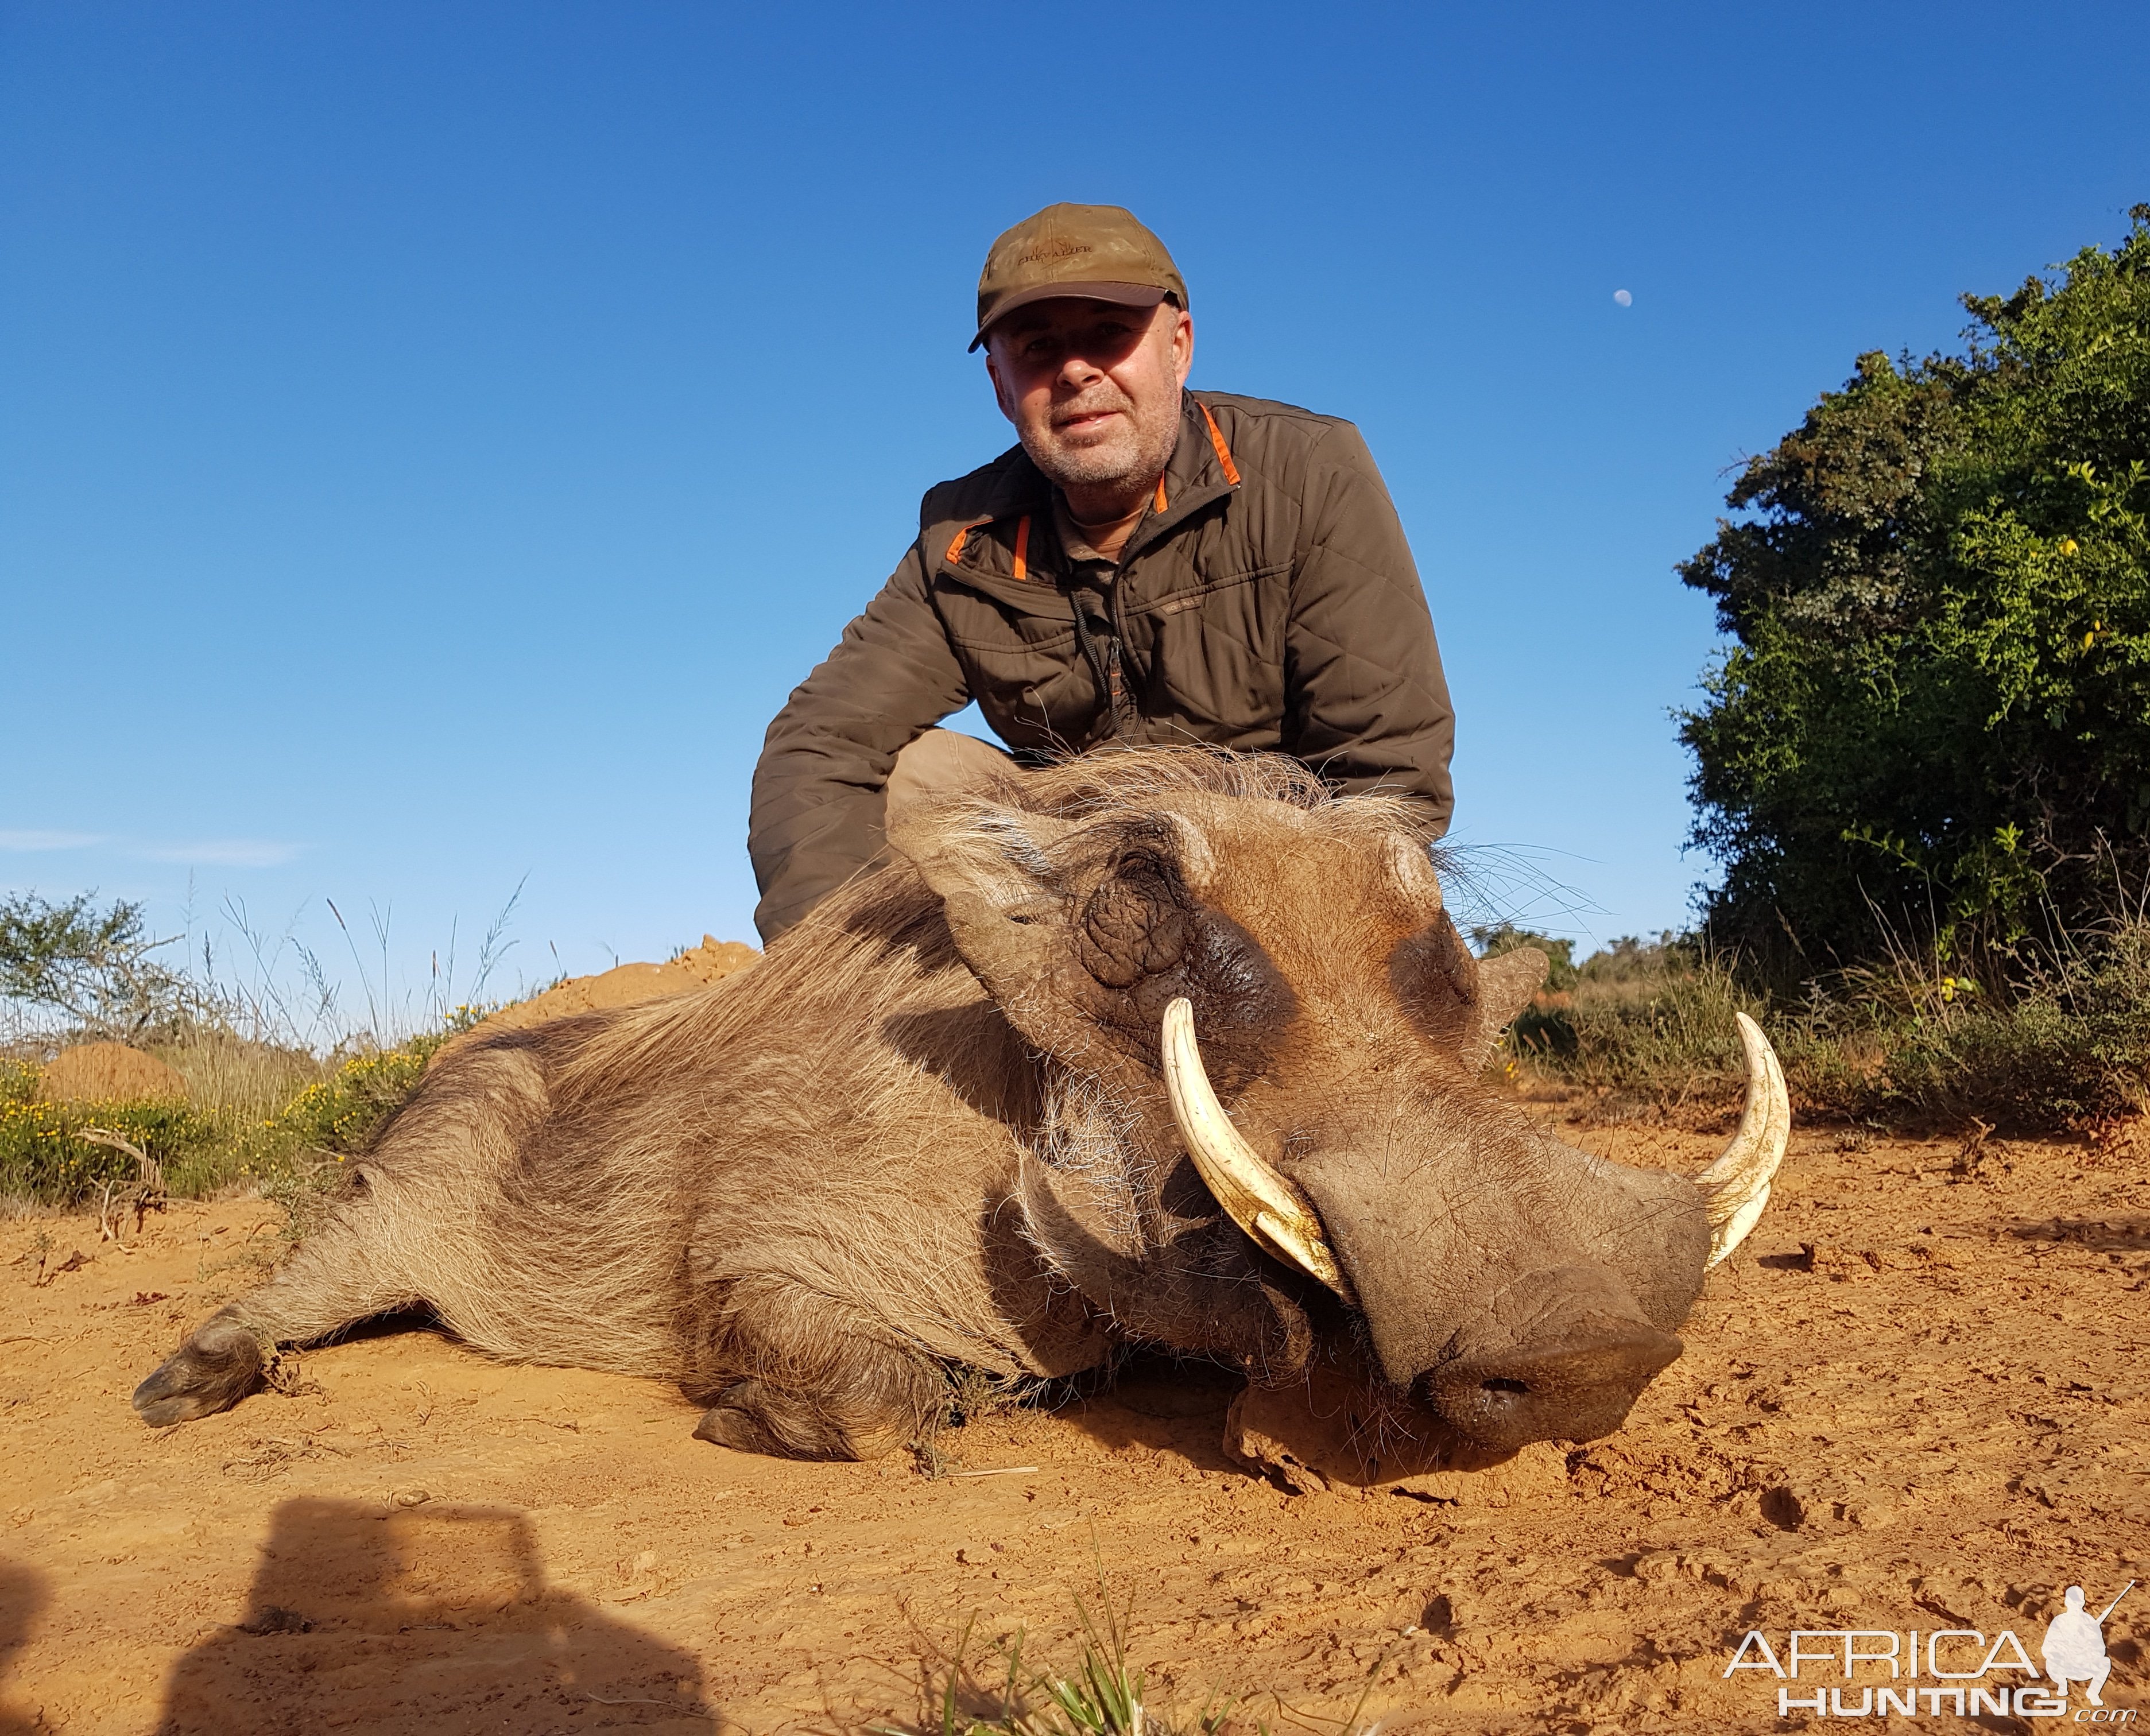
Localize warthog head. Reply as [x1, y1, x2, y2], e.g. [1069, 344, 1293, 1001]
[892, 751, 1784, 1455]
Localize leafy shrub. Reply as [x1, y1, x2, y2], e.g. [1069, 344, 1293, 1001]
[1, 890, 216, 1042]
[0, 1064, 235, 1203]
[1785, 920, 2150, 1130]
[1497, 920, 2150, 1133]
[269, 1029, 456, 1159]
[1680, 206, 2150, 982]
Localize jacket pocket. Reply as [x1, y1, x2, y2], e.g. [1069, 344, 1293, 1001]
[1124, 564, 1288, 740]
[933, 568, 1076, 654]
[932, 569, 1095, 746]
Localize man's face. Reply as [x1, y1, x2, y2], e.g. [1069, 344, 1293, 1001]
[985, 298, 1194, 497]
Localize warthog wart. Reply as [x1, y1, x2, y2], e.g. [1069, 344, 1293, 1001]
[134, 749, 1787, 1463]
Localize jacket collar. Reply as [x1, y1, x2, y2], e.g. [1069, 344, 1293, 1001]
[1122, 391, 1240, 561]
[959, 390, 1242, 563]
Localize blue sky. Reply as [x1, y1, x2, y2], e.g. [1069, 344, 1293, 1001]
[5, 2, 2148, 1023]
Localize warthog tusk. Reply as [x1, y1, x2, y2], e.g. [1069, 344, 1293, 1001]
[1160, 997, 1357, 1304]
[1694, 1011, 1791, 1269]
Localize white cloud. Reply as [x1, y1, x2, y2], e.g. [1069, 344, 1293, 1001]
[0, 830, 104, 851]
[141, 839, 304, 869]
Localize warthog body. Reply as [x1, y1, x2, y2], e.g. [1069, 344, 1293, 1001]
[137, 750, 1780, 1462]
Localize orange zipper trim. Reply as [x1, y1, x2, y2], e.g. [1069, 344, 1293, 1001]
[1012, 514, 1031, 583]
[944, 516, 991, 564]
[1199, 403, 1241, 486]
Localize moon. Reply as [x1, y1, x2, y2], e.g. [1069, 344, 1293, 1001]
[1613, 289, 1633, 307]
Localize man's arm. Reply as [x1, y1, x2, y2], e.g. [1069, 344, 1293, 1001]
[1281, 421, 1456, 829]
[749, 540, 971, 940]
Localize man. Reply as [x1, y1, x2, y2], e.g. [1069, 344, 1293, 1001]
[749, 202, 1455, 940]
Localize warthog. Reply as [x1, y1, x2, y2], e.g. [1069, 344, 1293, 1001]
[135, 749, 1787, 1464]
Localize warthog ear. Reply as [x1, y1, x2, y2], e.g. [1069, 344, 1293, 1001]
[1465, 947, 1549, 1069]
[886, 801, 1079, 988]
[1390, 914, 1481, 1044]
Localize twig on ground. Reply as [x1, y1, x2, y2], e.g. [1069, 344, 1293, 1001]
[78, 1127, 168, 1243]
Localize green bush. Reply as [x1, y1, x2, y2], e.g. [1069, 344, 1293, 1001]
[1680, 206, 2150, 982]
[1496, 921, 2150, 1133]
[1784, 921, 2150, 1130]
[0, 1063, 234, 1202]
[267, 1030, 454, 1157]
[1, 889, 216, 1041]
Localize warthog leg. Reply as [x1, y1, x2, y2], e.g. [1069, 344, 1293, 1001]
[685, 1274, 943, 1462]
[132, 1309, 268, 1427]
[134, 1185, 420, 1428]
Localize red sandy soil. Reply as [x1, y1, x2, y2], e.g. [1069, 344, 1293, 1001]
[32, 1047, 189, 1107]
[427, 939, 762, 1070]
[1, 1107, 2145, 1734]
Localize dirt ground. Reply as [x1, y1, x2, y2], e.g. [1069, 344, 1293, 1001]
[2, 1104, 2145, 1735]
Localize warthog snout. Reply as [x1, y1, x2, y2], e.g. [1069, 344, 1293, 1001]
[1422, 1267, 1685, 1452]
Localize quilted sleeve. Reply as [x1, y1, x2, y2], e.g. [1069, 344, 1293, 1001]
[748, 539, 972, 939]
[1281, 421, 1456, 830]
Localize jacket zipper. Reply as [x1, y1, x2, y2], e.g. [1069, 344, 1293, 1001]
[1104, 569, 1136, 735]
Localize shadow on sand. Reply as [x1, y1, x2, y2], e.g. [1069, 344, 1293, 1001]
[0, 1559, 48, 1736]
[1057, 1350, 1247, 1468]
[156, 1497, 714, 1735]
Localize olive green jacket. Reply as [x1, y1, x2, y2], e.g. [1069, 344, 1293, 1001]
[749, 390, 1455, 939]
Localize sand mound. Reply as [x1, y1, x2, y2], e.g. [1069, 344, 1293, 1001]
[435, 936, 760, 1065]
[34, 1041, 191, 1105]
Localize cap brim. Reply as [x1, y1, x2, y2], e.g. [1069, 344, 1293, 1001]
[969, 281, 1171, 351]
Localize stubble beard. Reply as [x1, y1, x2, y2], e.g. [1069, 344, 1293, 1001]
[1024, 383, 1182, 498]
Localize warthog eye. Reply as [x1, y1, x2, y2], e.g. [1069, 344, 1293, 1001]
[1077, 849, 1191, 989]
[1068, 835, 1297, 1091]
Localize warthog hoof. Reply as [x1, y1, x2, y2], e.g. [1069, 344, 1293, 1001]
[692, 1393, 781, 1455]
[691, 1377, 913, 1462]
[133, 1315, 266, 1427]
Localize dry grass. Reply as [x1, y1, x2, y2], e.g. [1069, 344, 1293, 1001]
[1489, 923, 2150, 1134]
[1499, 935, 1761, 1112]
[884, 1576, 1299, 1736]
[148, 1029, 332, 1123]
[0, 1025, 462, 1207]
[1784, 920, 2150, 1130]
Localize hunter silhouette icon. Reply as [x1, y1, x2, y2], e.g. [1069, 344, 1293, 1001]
[2041, 1580, 2132, 1705]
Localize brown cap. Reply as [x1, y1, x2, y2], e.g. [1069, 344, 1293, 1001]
[970, 202, 1186, 351]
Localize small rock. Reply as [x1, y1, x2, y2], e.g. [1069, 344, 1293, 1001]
[1633, 1549, 1682, 1585]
